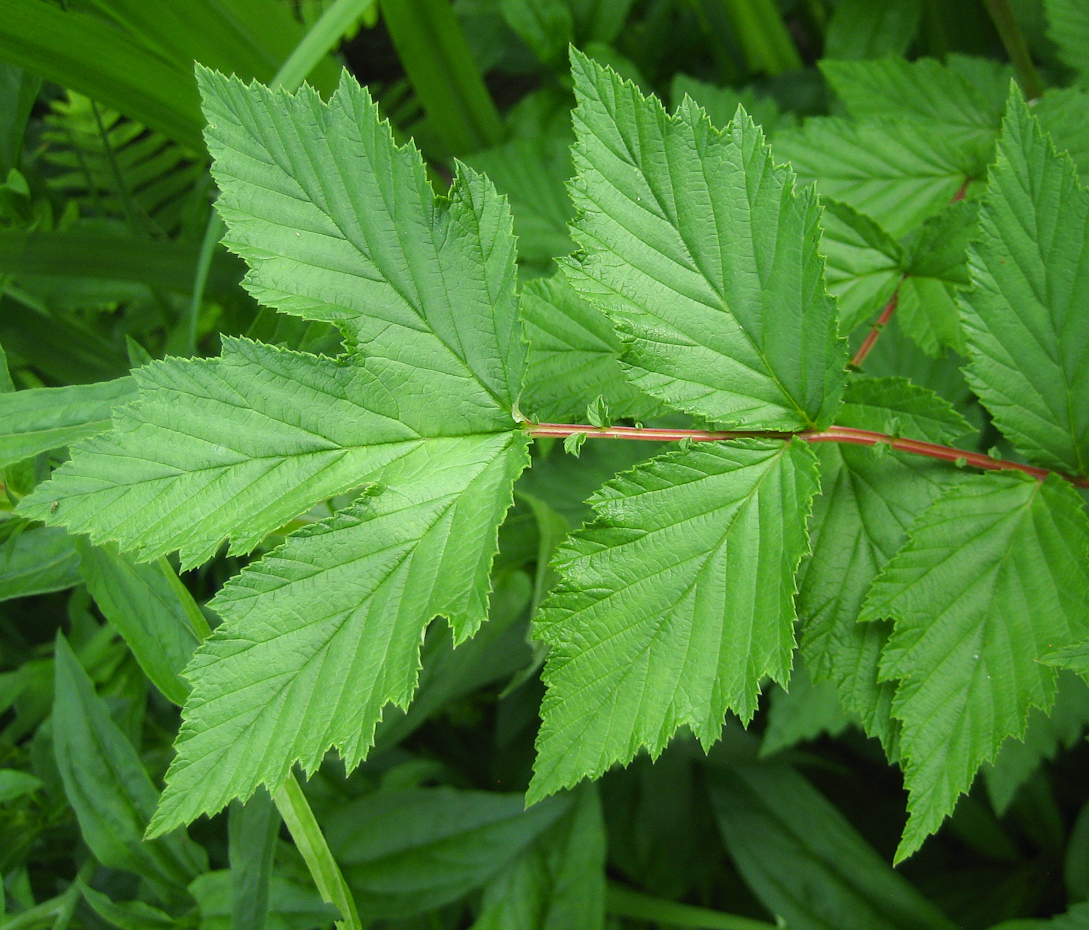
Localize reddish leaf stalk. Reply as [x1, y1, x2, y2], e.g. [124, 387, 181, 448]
[849, 174, 973, 368]
[850, 282, 903, 368]
[526, 422, 1089, 488]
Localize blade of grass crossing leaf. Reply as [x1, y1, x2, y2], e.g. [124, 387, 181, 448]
[862, 474, 1089, 861]
[52, 635, 207, 899]
[709, 764, 959, 930]
[0, 377, 135, 469]
[76, 539, 201, 706]
[229, 790, 282, 930]
[274, 774, 360, 930]
[380, 0, 505, 155]
[0, 0, 204, 151]
[273, 0, 378, 92]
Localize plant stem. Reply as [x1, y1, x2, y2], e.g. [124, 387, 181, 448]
[273, 0, 378, 92]
[849, 174, 972, 366]
[983, 0, 1044, 99]
[606, 883, 778, 930]
[183, 210, 221, 357]
[380, 0, 505, 155]
[273, 774, 363, 930]
[526, 422, 1089, 488]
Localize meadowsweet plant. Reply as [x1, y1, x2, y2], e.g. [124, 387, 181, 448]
[5, 1, 1089, 927]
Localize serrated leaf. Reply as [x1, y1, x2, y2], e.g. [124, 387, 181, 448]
[465, 131, 575, 263]
[472, 783, 606, 930]
[521, 275, 662, 422]
[670, 75, 794, 135]
[775, 118, 978, 237]
[983, 671, 1089, 814]
[822, 55, 1006, 149]
[961, 89, 1089, 476]
[709, 763, 958, 930]
[149, 433, 527, 835]
[323, 787, 570, 920]
[530, 438, 819, 801]
[861, 473, 1089, 861]
[563, 51, 846, 431]
[0, 377, 135, 469]
[15, 70, 534, 835]
[819, 198, 903, 334]
[52, 635, 207, 899]
[798, 378, 968, 754]
[20, 73, 528, 566]
[760, 659, 850, 758]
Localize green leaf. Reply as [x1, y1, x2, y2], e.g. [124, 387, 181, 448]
[563, 51, 847, 431]
[798, 377, 970, 754]
[861, 474, 1089, 861]
[0, 769, 42, 804]
[472, 783, 606, 930]
[0, 377, 135, 470]
[775, 118, 977, 237]
[1041, 639, 1089, 679]
[77, 539, 201, 708]
[465, 132, 575, 263]
[0, 63, 39, 178]
[988, 902, 1089, 930]
[818, 198, 903, 334]
[0, 228, 244, 294]
[670, 75, 795, 135]
[961, 88, 1089, 476]
[79, 883, 177, 930]
[760, 659, 850, 757]
[498, 0, 573, 66]
[52, 635, 207, 898]
[821, 56, 1006, 149]
[149, 435, 526, 835]
[709, 763, 958, 930]
[189, 871, 340, 930]
[530, 438, 819, 801]
[823, 0, 922, 60]
[1047, 0, 1089, 81]
[323, 788, 570, 919]
[0, 525, 81, 601]
[227, 790, 280, 930]
[521, 275, 662, 422]
[983, 671, 1089, 814]
[0, 0, 204, 151]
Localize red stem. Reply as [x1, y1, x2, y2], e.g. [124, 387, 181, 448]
[526, 422, 1089, 488]
[850, 283, 902, 368]
[849, 175, 974, 368]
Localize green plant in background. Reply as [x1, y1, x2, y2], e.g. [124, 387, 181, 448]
[4, 1, 1089, 929]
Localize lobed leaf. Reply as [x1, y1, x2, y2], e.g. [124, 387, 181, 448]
[961, 89, 1089, 476]
[862, 473, 1089, 861]
[148, 432, 527, 835]
[563, 50, 846, 431]
[530, 438, 818, 801]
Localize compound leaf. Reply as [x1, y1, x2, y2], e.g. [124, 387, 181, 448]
[961, 88, 1089, 476]
[530, 438, 819, 801]
[862, 473, 1089, 861]
[563, 51, 846, 432]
